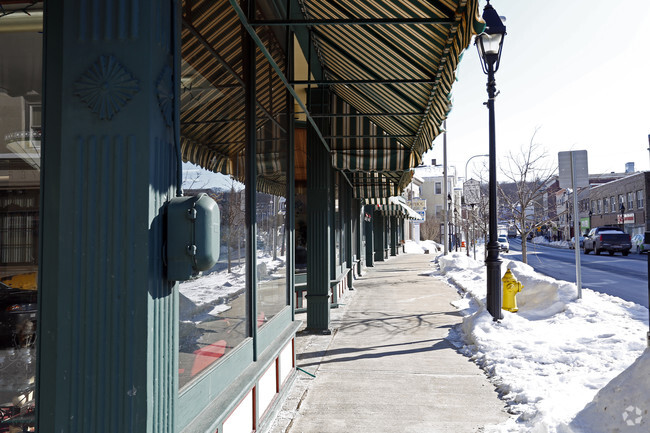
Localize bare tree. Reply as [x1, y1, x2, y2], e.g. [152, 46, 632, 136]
[221, 181, 245, 273]
[419, 211, 441, 242]
[499, 129, 558, 263]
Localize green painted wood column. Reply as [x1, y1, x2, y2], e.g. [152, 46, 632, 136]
[364, 205, 375, 268]
[390, 216, 398, 256]
[354, 200, 363, 277]
[306, 90, 331, 332]
[373, 210, 385, 262]
[343, 182, 354, 290]
[39, 1, 179, 432]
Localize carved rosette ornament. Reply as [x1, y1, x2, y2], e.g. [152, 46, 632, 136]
[156, 65, 174, 127]
[74, 55, 140, 120]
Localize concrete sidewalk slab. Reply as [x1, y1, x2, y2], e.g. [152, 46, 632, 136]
[267, 253, 509, 433]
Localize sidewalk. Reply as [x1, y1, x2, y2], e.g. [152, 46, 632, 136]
[268, 253, 509, 433]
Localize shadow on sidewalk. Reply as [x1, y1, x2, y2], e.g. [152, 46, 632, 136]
[297, 338, 456, 368]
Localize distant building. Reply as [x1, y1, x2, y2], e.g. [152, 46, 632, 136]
[588, 171, 650, 236]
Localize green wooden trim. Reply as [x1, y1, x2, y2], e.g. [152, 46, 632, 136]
[243, 0, 259, 362]
[177, 338, 254, 430]
[374, 212, 386, 261]
[306, 89, 331, 332]
[364, 205, 375, 267]
[257, 306, 292, 353]
[287, 29, 296, 322]
[38, 3, 179, 432]
[179, 321, 301, 433]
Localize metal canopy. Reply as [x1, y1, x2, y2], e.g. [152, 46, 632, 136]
[179, 0, 481, 198]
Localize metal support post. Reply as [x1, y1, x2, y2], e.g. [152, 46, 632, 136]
[485, 62, 503, 320]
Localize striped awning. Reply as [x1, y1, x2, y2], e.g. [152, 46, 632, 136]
[299, 0, 482, 198]
[180, 0, 290, 195]
[366, 196, 422, 220]
[179, 0, 482, 198]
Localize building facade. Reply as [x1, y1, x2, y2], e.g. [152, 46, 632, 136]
[0, 1, 481, 432]
[588, 172, 650, 236]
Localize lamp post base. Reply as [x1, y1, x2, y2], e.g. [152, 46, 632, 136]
[486, 242, 503, 320]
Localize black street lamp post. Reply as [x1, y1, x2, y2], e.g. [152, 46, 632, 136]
[447, 194, 453, 251]
[476, 0, 506, 320]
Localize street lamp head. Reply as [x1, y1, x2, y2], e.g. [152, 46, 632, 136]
[476, 0, 506, 73]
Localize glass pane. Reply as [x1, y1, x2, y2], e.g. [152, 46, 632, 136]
[0, 21, 42, 431]
[334, 177, 341, 266]
[256, 114, 288, 327]
[256, 191, 287, 327]
[177, 162, 249, 388]
[178, 45, 256, 386]
[295, 193, 307, 273]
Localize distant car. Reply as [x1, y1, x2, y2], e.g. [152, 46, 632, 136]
[583, 226, 631, 256]
[498, 235, 509, 253]
[569, 236, 584, 249]
[0, 281, 37, 347]
[631, 234, 649, 254]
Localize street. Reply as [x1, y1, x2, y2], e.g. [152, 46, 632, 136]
[505, 238, 650, 308]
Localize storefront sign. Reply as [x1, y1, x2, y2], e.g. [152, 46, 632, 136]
[409, 198, 426, 211]
[616, 213, 635, 224]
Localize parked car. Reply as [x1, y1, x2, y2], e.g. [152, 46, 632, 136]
[0, 281, 37, 347]
[583, 226, 631, 256]
[498, 235, 509, 253]
[631, 234, 649, 254]
[569, 236, 584, 249]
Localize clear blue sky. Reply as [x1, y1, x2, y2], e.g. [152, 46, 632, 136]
[424, 0, 650, 180]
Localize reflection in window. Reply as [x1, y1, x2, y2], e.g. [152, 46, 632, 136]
[177, 163, 249, 388]
[295, 193, 307, 273]
[256, 191, 287, 328]
[0, 25, 42, 432]
[255, 105, 289, 328]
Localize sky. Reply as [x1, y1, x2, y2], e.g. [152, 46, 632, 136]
[407, 239, 649, 432]
[423, 0, 650, 181]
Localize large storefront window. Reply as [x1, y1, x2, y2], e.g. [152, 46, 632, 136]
[177, 54, 252, 388]
[256, 190, 287, 327]
[0, 10, 42, 431]
[256, 108, 289, 327]
[178, 162, 249, 388]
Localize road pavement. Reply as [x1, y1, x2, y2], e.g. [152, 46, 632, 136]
[507, 238, 649, 308]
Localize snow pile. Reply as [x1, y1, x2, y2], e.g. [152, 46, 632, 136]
[530, 236, 570, 249]
[566, 348, 650, 432]
[403, 239, 441, 254]
[179, 252, 285, 320]
[506, 260, 577, 320]
[437, 252, 649, 432]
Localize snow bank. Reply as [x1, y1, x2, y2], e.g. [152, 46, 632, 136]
[565, 348, 650, 432]
[436, 252, 649, 432]
[506, 260, 577, 320]
[403, 239, 441, 254]
[531, 236, 570, 249]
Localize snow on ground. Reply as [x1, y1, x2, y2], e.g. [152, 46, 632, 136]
[179, 252, 285, 322]
[403, 239, 442, 254]
[530, 236, 570, 249]
[431, 245, 650, 432]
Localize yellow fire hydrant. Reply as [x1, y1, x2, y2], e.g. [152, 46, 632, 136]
[502, 268, 523, 312]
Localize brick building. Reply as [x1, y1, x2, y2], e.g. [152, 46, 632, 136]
[588, 172, 650, 236]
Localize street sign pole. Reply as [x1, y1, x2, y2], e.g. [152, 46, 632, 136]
[570, 153, 583, 299]
[559, 150, 588, 299]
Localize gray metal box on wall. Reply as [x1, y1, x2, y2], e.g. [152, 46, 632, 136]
[166, 193, 220, 281]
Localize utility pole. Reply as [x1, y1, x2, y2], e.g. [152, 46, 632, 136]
[443, 120, 448, 254]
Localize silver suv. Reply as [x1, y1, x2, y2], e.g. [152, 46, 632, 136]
[498, 235, 509, 253]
